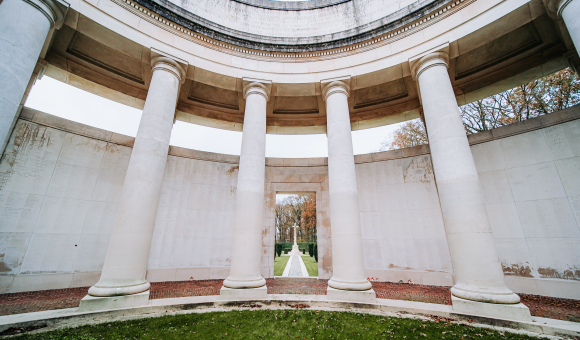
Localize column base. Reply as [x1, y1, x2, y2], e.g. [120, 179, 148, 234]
[326, 287, 376, 303]
[451, 296, 532, 322]
[78, 291, 150, 312]
[219, 285, 267, 301]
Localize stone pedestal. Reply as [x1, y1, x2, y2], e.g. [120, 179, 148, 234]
[410, 48, 525, 308]
[326, 287, 376, 304]
[219, 286, 268, 301]
[452, 296, 532, 322]
[87, 52, 187, 298]
[221, 79, 271, 291]
[289, 244, 303, 255]
[78, 291, 150, 312]
[321, 77, 372, 292]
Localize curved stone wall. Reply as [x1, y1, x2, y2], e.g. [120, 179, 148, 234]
[0, 106, 579, 300]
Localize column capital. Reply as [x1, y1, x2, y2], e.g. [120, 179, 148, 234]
[410, 51, 449, 81]
[321, 76, 351, 101]
[23, 0, 68, 29]
[243, 78, 272, 101]
[150, 49, 188, 83]
[543, 0, 574, 18]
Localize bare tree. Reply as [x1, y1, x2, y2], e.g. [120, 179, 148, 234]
[379, 68, 580, 150]
[378, 119, 428, 151]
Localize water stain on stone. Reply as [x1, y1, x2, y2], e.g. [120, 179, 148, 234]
[502, 263, 533, 278]
[225, 166, 239, 177]
[4, 123, 53, 168]
[538, 267, 580, 280]
[388, 263, 413, 270]
[0, 254, 12, 273]
[403, 156, 434, 187]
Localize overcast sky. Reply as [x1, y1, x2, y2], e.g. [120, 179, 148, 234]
[25, 76, 404, 157]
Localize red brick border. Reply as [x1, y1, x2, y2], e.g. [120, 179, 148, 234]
[0, 280, 578, 322]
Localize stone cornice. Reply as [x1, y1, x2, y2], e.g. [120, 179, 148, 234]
[124, 0, 470, 54]
[232, 0, 350, 10]
[20, 104, 580, 164]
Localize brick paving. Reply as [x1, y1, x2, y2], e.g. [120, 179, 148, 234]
[149, 280, 223, 299]
[266, 278, 327, 295]
[519, 294, 580, 322]
[0, 279, 578, 323]
[0, 287, 88, 316]
[371, 281, 453, 305]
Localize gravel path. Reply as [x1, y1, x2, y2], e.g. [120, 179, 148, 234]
[288, 256, 303, 277]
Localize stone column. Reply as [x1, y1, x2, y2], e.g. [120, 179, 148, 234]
[86, 55, 186, 304]
[322, 77, 374, 303]
[0, 0, 65, 154]
[411, 50, 530, 321]
[220, 79, 271, 300]
[545, 0, 580, 55]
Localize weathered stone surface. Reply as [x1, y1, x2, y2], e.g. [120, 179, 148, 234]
[1, 111, 580, 300]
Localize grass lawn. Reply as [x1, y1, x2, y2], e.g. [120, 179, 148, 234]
[13, 309, 538, 339]
[274, 255, 290, 276]
[301, 255, 318, 277]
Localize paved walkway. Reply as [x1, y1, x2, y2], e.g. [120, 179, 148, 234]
[0, 280, 578, 322]
[281, 255, 309, 277]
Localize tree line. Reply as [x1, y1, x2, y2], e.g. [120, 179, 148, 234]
[379, 68, 580, 150]
[275, 194, 316, 243]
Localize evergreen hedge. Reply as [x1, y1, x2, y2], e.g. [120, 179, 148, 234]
[314, 244, 318, 262]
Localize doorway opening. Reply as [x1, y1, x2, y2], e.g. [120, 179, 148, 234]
[274, 192, 318, 278]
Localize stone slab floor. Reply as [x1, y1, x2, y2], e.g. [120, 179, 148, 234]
[0, 280, 578, 323]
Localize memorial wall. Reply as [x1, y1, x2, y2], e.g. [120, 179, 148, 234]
[0, 106, 578, 299]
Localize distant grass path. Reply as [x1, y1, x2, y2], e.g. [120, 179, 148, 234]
[13, 310, 539, 339]
[274, 255, 290, 276]
[301, 255, 318, 277]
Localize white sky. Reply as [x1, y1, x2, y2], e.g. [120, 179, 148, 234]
[25, 76, 405, 157]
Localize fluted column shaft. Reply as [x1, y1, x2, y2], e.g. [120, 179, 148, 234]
[412, 52, 519, 304]
[0, 0, 64, 154]
[323, 79, 372, 291]
[223, 81, 270, 289]
[89, 56, 185, 297]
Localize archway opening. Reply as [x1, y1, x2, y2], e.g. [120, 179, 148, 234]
[274, 192, 318, 278]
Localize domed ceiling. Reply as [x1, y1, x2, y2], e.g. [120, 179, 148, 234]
[133, 0, 457, 52]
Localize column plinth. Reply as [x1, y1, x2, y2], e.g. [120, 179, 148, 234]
[411, 51, 522, 306]
[322, 78, 373, 293]
[221, 79, 270, 292]
[87, 54, 186, 298]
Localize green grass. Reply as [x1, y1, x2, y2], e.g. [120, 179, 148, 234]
[301, 255, 318, 277]
[13, 309, 538, 340]
[274, 255, 290, 276]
